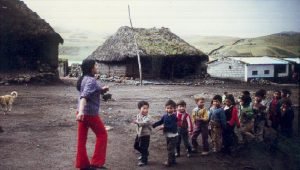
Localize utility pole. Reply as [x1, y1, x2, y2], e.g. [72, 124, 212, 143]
[128, 5, 142, 85]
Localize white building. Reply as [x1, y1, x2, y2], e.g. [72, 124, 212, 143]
[207, 56, 290, 82]
[283, 57, 300, 82]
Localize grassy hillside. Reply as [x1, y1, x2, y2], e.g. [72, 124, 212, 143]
[56, 27, 106, 64]
[191, 32, 300, 59]
[183, 35, 240, 55]
[56, 28, 300, 64]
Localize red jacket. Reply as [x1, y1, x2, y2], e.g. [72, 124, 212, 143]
[224, 106, 240, 127]
[176, 112, 193, 133]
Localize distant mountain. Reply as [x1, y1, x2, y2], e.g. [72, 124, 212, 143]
[55, 27, 300, 63]
[55, 27, 108, 63]
[185, 32, 300, 59]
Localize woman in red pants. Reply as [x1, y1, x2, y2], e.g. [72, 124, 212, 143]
[76, 59, 109, 170]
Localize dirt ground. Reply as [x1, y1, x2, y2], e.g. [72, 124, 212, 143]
[0, 80, 299, 170]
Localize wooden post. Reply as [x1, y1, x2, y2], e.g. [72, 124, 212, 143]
[128, 5, 142, 85]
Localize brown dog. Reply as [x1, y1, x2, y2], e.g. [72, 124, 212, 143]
[0, 91, 18, 114]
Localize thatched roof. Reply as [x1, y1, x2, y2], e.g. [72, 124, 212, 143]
[88, 26, 207, 62]
[0, 0, 63, 43]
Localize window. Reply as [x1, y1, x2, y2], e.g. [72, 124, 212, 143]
[276, 65, 286, 73]
[252, 71, 258, 75]
[229, 66, 232, 69]
[264, 70, 270, 74]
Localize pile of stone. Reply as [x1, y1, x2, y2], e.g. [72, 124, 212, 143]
[68, 64, 81, 78]
[97, 74, 229, 86]
[194, 79, 225, 86]
[0, 72, 58, 85]
[250, 78, 271, 85]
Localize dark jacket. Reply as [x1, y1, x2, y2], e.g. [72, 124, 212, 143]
[280, 108, 294, 129]
[152, 113, 178, 134]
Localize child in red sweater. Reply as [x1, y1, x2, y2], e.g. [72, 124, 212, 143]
[268, 90, 281, 130]
[175, 100, 193, 158]
[222, 94, 240, 154]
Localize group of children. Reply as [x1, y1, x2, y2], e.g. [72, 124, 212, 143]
[133, 88, 294, 167]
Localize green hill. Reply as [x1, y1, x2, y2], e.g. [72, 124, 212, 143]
[183, 35, 240, 55]
[57, 29, 300, 64]
[185, 32, 300, 59]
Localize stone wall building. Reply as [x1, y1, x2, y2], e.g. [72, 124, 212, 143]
[207, 56, 291, 82]
[0, 0, 63, 83]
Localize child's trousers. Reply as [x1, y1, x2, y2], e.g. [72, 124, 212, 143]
[254, 119, 265, 142]
[222, 124, 235, 153]
[134, 135, 150, 163]
[191, 122, 209, 152]
[76, 115, 107, 169]
[176, 128, 192, 155]
[210, 121, 222, 152]
[167, 136, 178, 164]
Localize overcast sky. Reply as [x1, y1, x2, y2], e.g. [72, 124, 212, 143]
[23, 0, 300, 38]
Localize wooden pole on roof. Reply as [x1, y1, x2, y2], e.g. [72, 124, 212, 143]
[128, 5, 143, 86]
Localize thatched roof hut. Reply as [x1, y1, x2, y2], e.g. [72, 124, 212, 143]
[0, 0, 63, 73]
[88, 26, 208, 79]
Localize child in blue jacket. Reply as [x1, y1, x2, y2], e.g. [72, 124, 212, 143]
[152, 100, 178, 167]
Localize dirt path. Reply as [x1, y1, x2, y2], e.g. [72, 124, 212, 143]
[0, 82, 299, 170]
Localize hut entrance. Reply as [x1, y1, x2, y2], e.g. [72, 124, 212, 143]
[160, 56, 198, 79]
[125, 56, 201, 79]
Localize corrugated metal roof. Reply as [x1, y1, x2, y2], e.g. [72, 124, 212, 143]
[283, 58, 300, 64]
[230, 56, 289, 65]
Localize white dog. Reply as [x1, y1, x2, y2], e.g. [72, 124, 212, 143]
[0, 91, 18, 114]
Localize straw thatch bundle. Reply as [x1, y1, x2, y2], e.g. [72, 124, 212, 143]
[0, 0, 63, 42]
[0, 0, 63, 73]
[89, 26, 206, 62]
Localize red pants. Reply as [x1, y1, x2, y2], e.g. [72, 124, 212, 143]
[76, 115, 107, 169]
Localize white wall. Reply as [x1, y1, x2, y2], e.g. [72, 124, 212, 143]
[207, 58, 245, 81]
[246, 64, 274, 79]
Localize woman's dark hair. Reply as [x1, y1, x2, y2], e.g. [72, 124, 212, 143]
[225, 94, 235, 105]
[76, 59, 96, 91]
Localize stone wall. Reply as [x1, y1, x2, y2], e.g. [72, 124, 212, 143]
[98, 63, 127, 77]
[207, 58, 245, 81]
[58, 59, 68, 77]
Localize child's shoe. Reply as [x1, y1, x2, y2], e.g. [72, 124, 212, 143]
[191, 148, 198, 153]
[137, 156, 142, 160]
[186, 153, 191, 158]
[89, 165, 108, 169]
[163, 161, 171, 167]
[201, 151, 209, 156]
[138, 161, 146, 167]
[212, 148, 217, 153]
[175, 152, 180, 157]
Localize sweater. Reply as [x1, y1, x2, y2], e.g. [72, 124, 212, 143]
[79, 76, 102, 115]
[239, 105, 254, 124]
[176, 112, 193, 133]
[209, 107, 226, 128]
[152, 113, 178, 134]
[224, 105, 240, 127]
[191, 107, 209, 123]
[135, 113, 152, 137]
